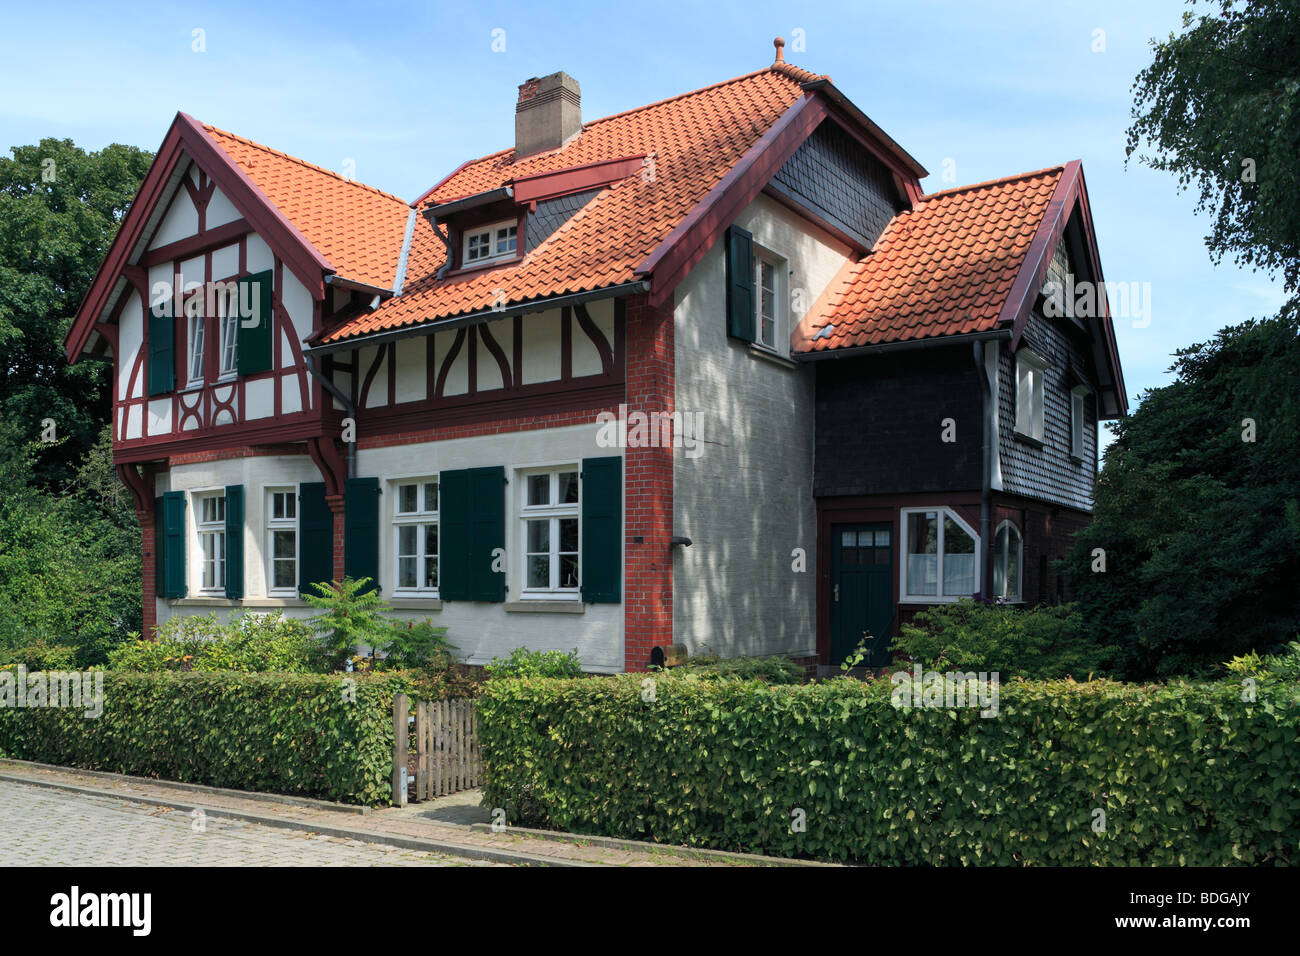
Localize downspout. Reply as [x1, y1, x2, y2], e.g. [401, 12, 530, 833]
[303, 350, 357, 479]
[975, 338, 995, 599]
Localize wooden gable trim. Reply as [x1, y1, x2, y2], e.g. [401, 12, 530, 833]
[65, 111, 334, 365]
[140, 217, 250, 267]
[635, 93, 829, 309]
[1001, 161, 1127, 416]
[510, 155, 646, 206]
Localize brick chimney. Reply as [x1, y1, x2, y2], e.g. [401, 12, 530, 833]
[515, 71, 581, 160]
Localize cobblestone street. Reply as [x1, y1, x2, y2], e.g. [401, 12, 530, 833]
[0, 780, 502, 866]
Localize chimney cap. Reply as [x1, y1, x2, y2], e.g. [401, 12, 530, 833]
[773, 37, 785, 63]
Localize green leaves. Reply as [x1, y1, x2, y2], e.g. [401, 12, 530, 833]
[477, 674, 1300, 865]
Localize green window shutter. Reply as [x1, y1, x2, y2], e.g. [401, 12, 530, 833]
[237, 269, 274, 376]
[147, 297, 175, 395]
[439, 466, 506, 602]
[298, 482, 333, 599]
[344, 477, 380, 594]
[160, 491, 187, 599]
[154, 496, 165, 598]
[580, 456, 622, 603]
[224, 484, 244, 599]
[725, 225, 756, 342]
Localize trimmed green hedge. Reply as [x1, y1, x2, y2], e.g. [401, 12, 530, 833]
[478, 674, 1300, 864]
[0, 671, 404, 805]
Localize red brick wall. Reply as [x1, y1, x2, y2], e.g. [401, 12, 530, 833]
[622, 293, 675, 672]
[327, 494, 346, 582]
[140, 513, 157, 639]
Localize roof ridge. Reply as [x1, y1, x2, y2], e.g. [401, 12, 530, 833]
[415, 64, 823, 203]
[202, 122, 410, 207]
[919, 164, 1066, 202]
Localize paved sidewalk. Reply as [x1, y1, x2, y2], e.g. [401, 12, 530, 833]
[0, 760, 800, 866]
[0, 780, 500, 866]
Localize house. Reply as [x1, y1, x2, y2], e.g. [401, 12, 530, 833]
[64, 39, 1126, 673]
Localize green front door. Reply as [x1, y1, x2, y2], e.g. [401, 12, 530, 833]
[830, 523, 895, 667]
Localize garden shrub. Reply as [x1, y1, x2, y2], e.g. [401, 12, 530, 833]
[485, 647, 583, 679]
[894, 600, 1106, 679]
[0, 638, 77, 671]
[478, 673, 1300, 865]
[673, 650, 804, 684]
[0, 671, 412, 804]
[106, 611, 326, 673]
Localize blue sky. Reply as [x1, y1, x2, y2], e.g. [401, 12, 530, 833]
[2, 0, 1290, 444]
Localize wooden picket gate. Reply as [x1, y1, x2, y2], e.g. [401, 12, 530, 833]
[392, 694, 480, 805]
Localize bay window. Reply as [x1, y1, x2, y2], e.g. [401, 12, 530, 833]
[901, 507, 978, 601]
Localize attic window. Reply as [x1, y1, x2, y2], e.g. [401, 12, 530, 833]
[464, 220, 518, 265]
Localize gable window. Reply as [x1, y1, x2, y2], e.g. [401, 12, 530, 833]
[218, 285, 238, 379]
[992, 521, 1022, 603]
[755, 255, 778, 348]
[521, 468, 580, 596]
[186, 299, 205, 387]
[1042, 240, 1073, 318]
[463, 220, 518, 265]
[266, 488, 297, 595]
[1015, 350, 1048, 442]
[393, 479, 439, 594]
[197, 492, 226, 592]
[1070, 386, 1089, 459]
[901, 507, 978, 601]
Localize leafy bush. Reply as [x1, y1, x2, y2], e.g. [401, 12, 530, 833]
[1224, 639, 1300, 683]
[0, 671, 410, 804]
[673, 651, 804, 684]
[107, 611, 326, 673]
[370, 618, 456, 672]
[303, 577, 392, 669]
[479, 673, 1300, 865]
[893, 600, 1105, 679]
[485, 647, 583, 679]
[0, 639, 77, 671]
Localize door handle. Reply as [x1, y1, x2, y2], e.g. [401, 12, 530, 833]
[833, 583, 839, 602]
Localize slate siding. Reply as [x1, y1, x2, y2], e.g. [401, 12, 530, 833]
[769, 120, 902, 249]
[524, 189, 600, 253]
[814, 346, 983, 497]
[998, 311, 1099, 512]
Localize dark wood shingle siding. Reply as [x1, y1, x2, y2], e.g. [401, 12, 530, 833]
[769, 120, 902, 250]
[814, 346, 982, 498]
[998, 311, 1098, 511]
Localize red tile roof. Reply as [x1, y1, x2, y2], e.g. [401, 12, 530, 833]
[320, 65, 820, 344]
[796, 166, 1065, 352]
[203, 124, 412, 290]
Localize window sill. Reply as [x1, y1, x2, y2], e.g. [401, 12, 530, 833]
[389, 598, 443, 611]
[899, 595, 967, 605]
[1068, 453, 1085, 465]
[1013, 430, 1046, 449]
[746, 343, 797, 369]
[444, 257, 522, 278]
[504, 600, 586, 614]
[172, 596, 309, 608]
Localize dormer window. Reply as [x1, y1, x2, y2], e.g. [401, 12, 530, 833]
[464, 220, 518, 265]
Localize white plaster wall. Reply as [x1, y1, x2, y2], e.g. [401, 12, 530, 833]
[119, 291, 142, 401]
[155, 425, 626, 672]
[206, 185, 241, 229]
[671, 194, 850, 660]
[519, 310, 563, 384]
[149, 180, 198, 248]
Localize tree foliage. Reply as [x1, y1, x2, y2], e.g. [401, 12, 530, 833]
[0, 137, 152, 487]
[1127, 0, 1300, 292]
[1063, 309, 1300, 678]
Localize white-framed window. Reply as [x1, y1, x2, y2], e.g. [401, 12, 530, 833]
[901, 507, 979, 602]
[1070, 386, 1089, 459]
[1015, 349, 1048, 441]
[218, 284, 238, 379]
[186, 298, 205, 387]
[197, 492, 226, 592]
[266, 487, 297, 595]
[393, 479, 439, 595]
[463, 220, 518, 265]
[520, 467, 580, 597]
[752, 248, 787, 352]
[992, 520, 1023, 603]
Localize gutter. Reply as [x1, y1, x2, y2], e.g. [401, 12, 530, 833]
[793, 328, 1012, 362]
[302, 350, 357, 480]
[976, 338, 996, 600]
[304, 280, 650, 357]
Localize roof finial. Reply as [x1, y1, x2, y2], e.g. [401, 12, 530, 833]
[773, 37, 785, 63]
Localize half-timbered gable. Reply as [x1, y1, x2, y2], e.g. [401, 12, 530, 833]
[66, 39, 1126, 673]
